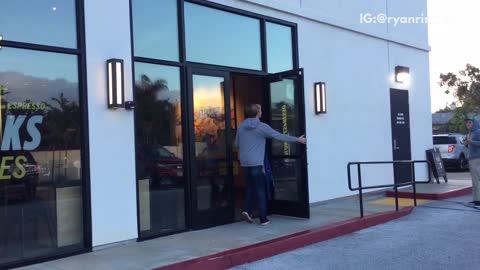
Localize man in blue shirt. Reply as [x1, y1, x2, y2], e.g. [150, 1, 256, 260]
[464, 117, 480, 208]
[235, 104, 306, 225]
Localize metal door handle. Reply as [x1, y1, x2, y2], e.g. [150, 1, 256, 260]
[393, 139, 400, 150]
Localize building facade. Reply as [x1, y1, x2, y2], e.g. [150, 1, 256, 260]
[0, 0, 431, 268]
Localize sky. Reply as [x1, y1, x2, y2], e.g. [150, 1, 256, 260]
[428, 0, 480, 112]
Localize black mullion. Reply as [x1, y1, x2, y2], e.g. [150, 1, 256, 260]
[223, 75, 234, 219]
[186, 61, 266, 76]
[76, 0, 92, 250]
[261, 19, 268, 73]
[0, 40, 80, 55]
[292, 25, 299, 69]
[296, 68, 309, 215]
[265, 74, 273, 167]
[180, 65, 193, 230]
[134, 56, 184, 68]
[178, 0, 186, 64]
[177, 0, 191, 232]
[296, 69, 308, 210]
[231, 76, 238, 129]
[185, 67, 197, 226]
[128, 0, 145, 240]
[185, 0, 296, 28]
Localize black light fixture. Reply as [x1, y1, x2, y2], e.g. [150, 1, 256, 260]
[395, 65, 410, 84]
[314, 82, 327, 114]
[107, 58, 125, 109]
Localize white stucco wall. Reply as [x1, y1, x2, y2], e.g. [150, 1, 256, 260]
[213, 0, 432, 202]
[84, 0, 138, 246]
[83, 0, 431, 246]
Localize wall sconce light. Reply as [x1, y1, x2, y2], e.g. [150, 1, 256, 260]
[314, 82, 327, 114]
[0, 34, 3, 49]
[107, 58, 125, 109]
[395, 65, 410, 84]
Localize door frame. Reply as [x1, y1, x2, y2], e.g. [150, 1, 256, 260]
[389, 88, 412, 183]
[186, 67, 235, 229]
[129, 0, 302, 240]
[265, 68, 310, 218]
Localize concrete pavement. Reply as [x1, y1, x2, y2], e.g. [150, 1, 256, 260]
[231, 194, 480, 270]
[16, 171, 474, 270]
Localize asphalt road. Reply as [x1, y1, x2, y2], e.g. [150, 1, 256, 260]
[231, 195, 480, 270]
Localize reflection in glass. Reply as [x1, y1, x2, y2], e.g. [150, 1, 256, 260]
[134, 63, 185, 236]
[185, 2, 261, 70]
[192, 75, 229, 210]
[0, 47, 83, 265]
[271, 158, 301, 201]
[0, 0, 77, 48]
[266, 22, 294, 73]
[270, 79, 299, 156]
[132, 0, 179, 61]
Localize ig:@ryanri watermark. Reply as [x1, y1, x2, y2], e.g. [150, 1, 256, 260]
[360, 13, 448, 27]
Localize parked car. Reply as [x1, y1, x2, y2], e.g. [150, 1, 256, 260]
[136, 145, 184, 186]
[0, 151, 41, 202]
[433, 133, 468, 170]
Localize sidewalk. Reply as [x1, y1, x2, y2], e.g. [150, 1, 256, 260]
[18, 177, 468, 270]
[229, 194, 480, 270]
[386, 179, 472, 200]
[17, 193, 404, 270]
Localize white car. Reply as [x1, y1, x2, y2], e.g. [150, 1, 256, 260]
[433, 134, 469, 170]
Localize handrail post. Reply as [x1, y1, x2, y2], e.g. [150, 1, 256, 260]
[357, 163, 364, 218]
[394, 185, 399, 211]
[412, 161, 417, 207]
[347, 163, 352, 191]
[346, 160, 430, 218]
[393, 162, 399, 211]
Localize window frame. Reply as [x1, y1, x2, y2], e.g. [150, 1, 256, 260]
[129, 0, 299, 241]
[0, 0, 92, 269]
[129, 0, 299, 73]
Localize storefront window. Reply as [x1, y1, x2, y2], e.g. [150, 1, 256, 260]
[132, 0, 179, 61]
[185, 2, 262, 70]
[0, 0, 77, 48]
[0, 47, 84, 265]
[266, 22, 294, 73]
[134, 63, 185, 236]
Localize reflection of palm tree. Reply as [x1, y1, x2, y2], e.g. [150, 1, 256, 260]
[43, 93, 81, 150]
[135, 74, 178, 146]
[42, 93, 81, 181]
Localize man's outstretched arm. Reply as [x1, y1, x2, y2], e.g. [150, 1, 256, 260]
[259, 123, 306, 144]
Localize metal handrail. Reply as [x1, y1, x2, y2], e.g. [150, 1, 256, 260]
[347, 160, 432, 217]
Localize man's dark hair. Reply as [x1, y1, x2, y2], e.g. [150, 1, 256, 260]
[245, 104, 261, 118]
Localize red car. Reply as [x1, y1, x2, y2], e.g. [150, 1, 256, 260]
[137, 145, 183, 186]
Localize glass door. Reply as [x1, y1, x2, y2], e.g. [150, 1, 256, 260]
[187, 68, 234, 229]
[265, 69, 309, 218]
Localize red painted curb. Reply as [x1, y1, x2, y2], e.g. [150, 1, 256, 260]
[385, 186, 472, 200]
[153, 207, 413, 270]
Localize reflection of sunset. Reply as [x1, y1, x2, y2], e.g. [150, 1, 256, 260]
[193, 77, 226, 143]
[193, 87, 224, 118]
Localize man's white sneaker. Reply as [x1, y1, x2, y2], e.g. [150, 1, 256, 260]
[260, 219, 271, 226]
[242, 211, 253, 223]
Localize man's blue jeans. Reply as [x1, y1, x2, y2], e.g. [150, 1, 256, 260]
[243, 166, 268, 222]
